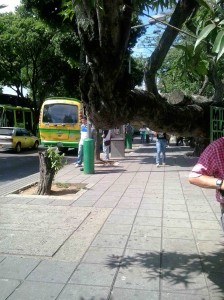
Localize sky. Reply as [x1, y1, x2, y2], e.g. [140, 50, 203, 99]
[0, 0, 20, 13]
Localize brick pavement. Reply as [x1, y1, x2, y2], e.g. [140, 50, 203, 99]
[0, 140, 223, 300]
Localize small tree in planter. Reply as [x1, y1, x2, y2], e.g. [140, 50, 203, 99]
[37, 147, 66, 195]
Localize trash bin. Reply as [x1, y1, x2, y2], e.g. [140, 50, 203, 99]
[83, 138, 94, 174]
[111, 137, 125, 158]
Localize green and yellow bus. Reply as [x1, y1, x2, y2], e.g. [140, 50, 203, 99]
[39, 97, 82, 151]
[0, 104, 34, 132]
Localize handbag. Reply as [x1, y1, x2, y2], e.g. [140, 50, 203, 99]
[104, 140, 111, 146]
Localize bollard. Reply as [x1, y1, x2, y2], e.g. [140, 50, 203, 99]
[83, 138, 94, 174]
[125, 133, 132, 149]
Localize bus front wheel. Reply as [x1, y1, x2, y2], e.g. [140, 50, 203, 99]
[15, 143, 21, 153]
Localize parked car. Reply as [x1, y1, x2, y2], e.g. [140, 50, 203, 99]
[0, 127, 39, 153]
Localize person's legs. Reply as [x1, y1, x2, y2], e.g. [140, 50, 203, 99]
[103, 144, 110, 160]
[161, 140, 166, 164]
[220, 203, 224, 231]
[76, 143, 83, 166]
[156, 141, 161, 165]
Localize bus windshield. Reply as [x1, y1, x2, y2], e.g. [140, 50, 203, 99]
[43, 103, 78, 124]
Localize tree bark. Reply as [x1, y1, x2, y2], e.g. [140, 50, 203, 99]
[37, 150, 55, 195]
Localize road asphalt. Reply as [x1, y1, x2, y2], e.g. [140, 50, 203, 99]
[0, 138, 224, 300]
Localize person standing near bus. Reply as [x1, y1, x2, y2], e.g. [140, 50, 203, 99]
[74, 116, 88, 167]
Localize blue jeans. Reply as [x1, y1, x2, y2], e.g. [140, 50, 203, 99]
[76, 143, 83, 165]
[103, 143, 110, 160]
[156, 139, 167, 164]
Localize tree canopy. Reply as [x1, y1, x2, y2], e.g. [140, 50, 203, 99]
[4, 0, 224, 137]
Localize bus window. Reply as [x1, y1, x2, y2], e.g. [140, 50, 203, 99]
[43, 103, 78, 123]
[16, 110, 23, 124]
[24, 111, 32, 131]
[6, 109, 14, 127]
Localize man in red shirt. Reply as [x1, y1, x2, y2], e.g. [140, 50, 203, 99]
[189, 137, 224, 229]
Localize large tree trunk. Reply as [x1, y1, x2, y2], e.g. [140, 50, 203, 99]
[37, 150, 55, 195]
[74, 0, 213, 137]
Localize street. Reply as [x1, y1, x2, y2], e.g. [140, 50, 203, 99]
[0, 149, 76, 186]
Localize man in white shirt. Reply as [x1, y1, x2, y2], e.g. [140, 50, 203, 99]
[74, 117, 88, 167]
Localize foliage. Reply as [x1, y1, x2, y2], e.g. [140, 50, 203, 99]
[0, 9, 80, 111]
[194, 1, 224, 61]
[46, 147, 66, 174]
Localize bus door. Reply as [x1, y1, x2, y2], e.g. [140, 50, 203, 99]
[24, 110, 33, 132]
[15, 109, 24, 127]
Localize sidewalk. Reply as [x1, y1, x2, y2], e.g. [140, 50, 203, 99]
[0, 140, 224, 300]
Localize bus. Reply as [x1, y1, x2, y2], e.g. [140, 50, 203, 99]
[0, 104, 34, 132]
[39, 97, 82, 151]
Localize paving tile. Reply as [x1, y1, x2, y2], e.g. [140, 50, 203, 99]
[0, 256, 5, 263]
[69, 263, 117, 286]
[122, 249, 160, 268]
[163, 227, 194, 239]
[163, 210, 189, 219]
[189, 211, 217, 220]
[161, 273, 209, 296]
[162, 239, 198, 254]
[193, 228, 222, 241]
[191, 219, 221, 230]
[161, 292, 210, 299]
[92, 234, 128, 248]
[163, 218, 191, 228]
[7, 281, 64, 300]
[106, 214, 135, 225]
[26, 260, 77, 283]
[187, 205, 213, 213]
[205, 272, 224, 298]
[134, 216, 162, 227]
[110, 208, 137, 216]
[163, 204, 187, 211]
[131, 225, 161, 238]
[95, 201, 118, 208]
[127, 236, 161, 251]
[82, 247, 123, 265]
[162, 252, 202, 272]
[137, 209, 162, 218]
[110, 288, 159, 300]
[115, 266, 160, 291]
[0, 257, 40, 280]
[0, 278, 20, 300]
[100, 223, 132, 235]
[57, 284, 110, 300]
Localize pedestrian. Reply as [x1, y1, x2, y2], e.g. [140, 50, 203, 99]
[139, 126, 146, 143]
[74, 116, 88, 167]
[146, 127, 150, 143]
[125, 123, 134, 148]
[102, 129, 112, 160]
[155, 132, 167, 167]
[189, 137, 224, 229]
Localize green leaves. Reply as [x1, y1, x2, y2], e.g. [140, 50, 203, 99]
[46, 147, 66, 174]
[212, 30, 224, 60]
[195, 22, 224, 62]
[194, 23, 216, 49]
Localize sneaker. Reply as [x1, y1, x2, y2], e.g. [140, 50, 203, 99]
[162, 162, 166, 166]
[74, 163, 81, 168]
[156, 163, 159, 167]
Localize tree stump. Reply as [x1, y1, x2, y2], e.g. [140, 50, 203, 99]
[37, 150, 55, 195]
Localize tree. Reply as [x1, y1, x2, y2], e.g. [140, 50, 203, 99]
[21, 0, 224, 139]
[0, 11, 80, 115]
